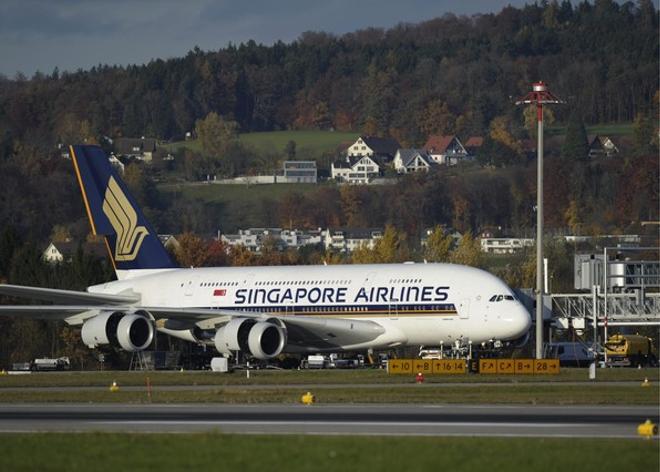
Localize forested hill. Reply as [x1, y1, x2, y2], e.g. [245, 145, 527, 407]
[0, 0, 657, 149]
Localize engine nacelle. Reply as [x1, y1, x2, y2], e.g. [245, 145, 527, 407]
[81, 310, 154, 352]
[247, 322, 286, 360]
[214, 318, 286, 359]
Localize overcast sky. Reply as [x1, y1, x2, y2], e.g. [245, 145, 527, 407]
[1, 0, 657, 77]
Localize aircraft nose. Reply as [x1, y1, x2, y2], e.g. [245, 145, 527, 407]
[502, 304, 532, 338]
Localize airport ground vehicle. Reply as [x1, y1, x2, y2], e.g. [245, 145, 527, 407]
[31, 357, 71, 371]
[544, 342, 595, 367]
[604, 334, 657, 367]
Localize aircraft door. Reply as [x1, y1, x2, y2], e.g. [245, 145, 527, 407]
[458, 298, 470, 319]
[184, 276, 199, 297]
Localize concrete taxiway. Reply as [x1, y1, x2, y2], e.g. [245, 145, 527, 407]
[0, 404, 657, 438]
[0, 381, 649, 393]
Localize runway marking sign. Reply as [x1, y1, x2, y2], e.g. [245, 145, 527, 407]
[479, 358, 560, 374]
[388, 358, 560, 374]
[413, 359, 433, 374]
[534, 359, 560, 374]
[496, 359, 515, 374]
[479, 359, 498, 374]
[387, 359, 413, 374]
[432, 359, 465, 374]
[514, 359, 534, 374]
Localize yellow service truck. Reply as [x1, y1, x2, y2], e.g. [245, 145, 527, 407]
[604, 334, 657, 367]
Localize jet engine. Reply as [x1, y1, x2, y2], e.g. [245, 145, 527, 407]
[81, 310, 154, 352]
[214, 317, 286, 360]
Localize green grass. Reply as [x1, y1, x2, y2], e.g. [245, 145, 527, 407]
[0, 368, 657, 388]
[546, 122, 633, 136]
[162, 181, 320, 204]
[163, 130, 358, 158]
[0, 434, 657, 472]
[159, 181, 324, 230]
[239, 130, 358, 155]
[0, 384, 658, 405]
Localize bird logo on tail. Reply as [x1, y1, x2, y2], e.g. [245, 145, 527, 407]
[102, 176, 149, 261]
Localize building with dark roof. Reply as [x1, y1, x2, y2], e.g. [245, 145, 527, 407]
[424, 135, 469, 165]
[393, 149, 435, 173]
[114, 138, 157, 162]
[588, 135, 619, 158]
[346, 136, 400, 160]
[331, 155, 383, 184]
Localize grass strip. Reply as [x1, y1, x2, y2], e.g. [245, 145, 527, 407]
[0, 385, 657, 405]
[0, 434, 656, 472]
[1, 368, 657, 389]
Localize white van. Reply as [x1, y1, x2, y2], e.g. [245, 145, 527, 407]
[544, 343, 595, 367]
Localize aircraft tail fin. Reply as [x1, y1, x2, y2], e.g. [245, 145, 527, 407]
[69, 145, 178, 275]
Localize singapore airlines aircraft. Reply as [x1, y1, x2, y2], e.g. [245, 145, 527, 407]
[0, 145, 531, 359]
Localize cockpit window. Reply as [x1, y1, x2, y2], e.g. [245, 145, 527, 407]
[490, 294, 516, 302]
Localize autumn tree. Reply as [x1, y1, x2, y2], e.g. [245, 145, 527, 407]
[523, 105, 555, 140]
[195, 112, 239, 159]
[313, 102, 332, 130]
[564, 199, 582, 234]
[449, 233, 483, 267]
[350, 226, 408, 264]
[229, 244, 258, 266]
[205, 239, 229, 267]
[374, 226, 409, 263]
[424, 226, 453, 262]
[50, 225, 72, 243]
[489, 116, 522, 154]
[175, 232, 208, 267]
[419, 99, 456, 136]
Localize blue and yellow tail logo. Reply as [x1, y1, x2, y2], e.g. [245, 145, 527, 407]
[102, 176, 149, 261]
[69, 145, 177, 271]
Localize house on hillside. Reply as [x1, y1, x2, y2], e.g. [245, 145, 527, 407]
[114, 137, 157, 162]
[220, 228, 323, 253]
[393, 149, 435, 174]
[323, 228, 383, 252]
[424, 135, 469, 165]
[464, 136, 484, 158]
[108, 153, 126, 174]
[480, 238, 535, 254]
[281, 161, 317, 183]
[158, 234, 180, 252]
[331, 155, 383, 184]
[346, 136, 400, 161]
[588, 135, 619, 158]
[42, 241, 107, 264]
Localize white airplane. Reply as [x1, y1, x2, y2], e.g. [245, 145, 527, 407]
[0, 145, 531, 359]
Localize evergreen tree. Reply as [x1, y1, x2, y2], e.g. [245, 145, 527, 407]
[561, 111, 589, 162]
[632, 111, 655, 156]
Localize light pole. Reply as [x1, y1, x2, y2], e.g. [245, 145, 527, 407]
[516, 82, 562, 359]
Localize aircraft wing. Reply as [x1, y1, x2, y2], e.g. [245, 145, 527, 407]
[0, 284, 139, 305]
[0, 302, 393, 348]
[145, 307, 390, 349]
